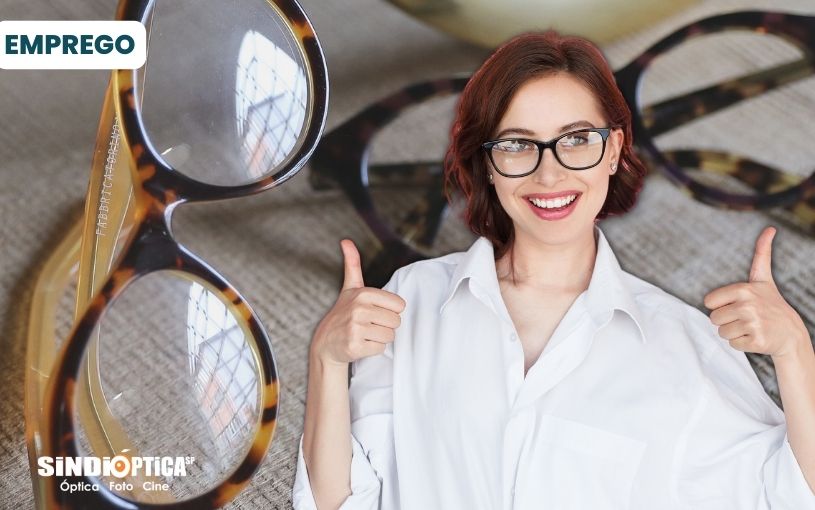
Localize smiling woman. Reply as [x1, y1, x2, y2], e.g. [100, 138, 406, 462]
[294, 31, 815, 509]
[445, 32, 645, 263]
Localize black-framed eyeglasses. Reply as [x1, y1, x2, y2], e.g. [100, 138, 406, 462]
[24, 0, 328, 508]
[307, 10, 815, 288]
[482, 128, 614, 176]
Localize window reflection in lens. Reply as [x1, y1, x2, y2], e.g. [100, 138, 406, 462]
[236, 30, 308, 180]
[76, 271, 262, 501]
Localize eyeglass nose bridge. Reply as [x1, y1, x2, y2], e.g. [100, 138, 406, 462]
[529, 139, 566, 174]
[527, 140, 572, 182]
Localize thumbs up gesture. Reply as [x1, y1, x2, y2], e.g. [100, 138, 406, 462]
[703, 227, 809, 359]
[310, 239, 407, 365]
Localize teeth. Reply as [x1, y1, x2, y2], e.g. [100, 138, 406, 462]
[529, 194, 577, 209]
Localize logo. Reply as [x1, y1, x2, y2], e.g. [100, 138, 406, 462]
[37, 455, 195, 494]
[0, 21, 146, 69]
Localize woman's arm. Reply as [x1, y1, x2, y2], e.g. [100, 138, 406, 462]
[705, 226, 815, 495]
[300, 240, 405, 509]
[772, 337, 815, 492]
[302, 357, 354, 509]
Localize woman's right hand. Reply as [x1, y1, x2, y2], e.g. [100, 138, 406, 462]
[310, 239, 406, 366]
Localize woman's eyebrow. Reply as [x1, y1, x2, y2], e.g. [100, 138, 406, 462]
[559, 120, 596, 132]
[494, 120, 598, 139]
[494, 127, 535, 138]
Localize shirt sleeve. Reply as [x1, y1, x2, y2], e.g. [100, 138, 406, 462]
[674, 307, 815, 509]
[292, 270, 403, 510]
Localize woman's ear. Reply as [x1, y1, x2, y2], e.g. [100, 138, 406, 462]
[608, 128, 625, 174]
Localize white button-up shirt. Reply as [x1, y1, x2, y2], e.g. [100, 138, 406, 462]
[293, 229, 815, 509]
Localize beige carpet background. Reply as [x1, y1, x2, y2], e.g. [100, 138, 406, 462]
[2, 0, 815, 508]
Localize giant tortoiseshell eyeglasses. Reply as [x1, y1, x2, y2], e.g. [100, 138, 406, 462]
[309, 11, 815, 287]
[24, 0, 328, 508]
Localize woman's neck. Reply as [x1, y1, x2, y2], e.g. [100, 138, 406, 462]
[496, 228, 597, 294]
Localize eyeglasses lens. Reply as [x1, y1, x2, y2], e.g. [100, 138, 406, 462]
[490, 130, 605, 175]
[139, 0, 311, 186]
[73, 271, 262, 503]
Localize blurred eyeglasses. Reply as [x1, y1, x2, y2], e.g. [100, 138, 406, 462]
[24, 0, 327, 508]
[309, 11, 815, 287]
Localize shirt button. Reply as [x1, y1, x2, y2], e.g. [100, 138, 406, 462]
[510, 333, 517, 342]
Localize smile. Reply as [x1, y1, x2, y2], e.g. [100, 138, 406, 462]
[528, 194, 577, 210]
[524, 192, 581, 221]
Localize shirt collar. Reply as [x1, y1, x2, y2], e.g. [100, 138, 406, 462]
[439, 227, 647, 343]
[439, 236, 499, 316]
[588, 228, 647, 343]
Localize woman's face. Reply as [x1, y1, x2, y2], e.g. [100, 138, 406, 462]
[489, 72, 623, 249]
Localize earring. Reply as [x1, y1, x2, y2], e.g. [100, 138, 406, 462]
[610, 162, 618, 174]
[488, 173, 494, 184]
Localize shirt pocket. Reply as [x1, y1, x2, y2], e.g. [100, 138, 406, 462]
[516, 414, 647, 510]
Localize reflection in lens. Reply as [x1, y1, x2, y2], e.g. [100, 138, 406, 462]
[367, 93, 476, 258]
[557, 131, 605, 169]
[638, 31, 815, 196]
[139, 0, 310, 186]
[236, 30, 307, 181]
[73, 271, 261, 503]
[491, 140, 539, 176]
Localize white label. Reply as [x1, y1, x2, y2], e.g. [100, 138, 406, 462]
[0, 21, 146, 69]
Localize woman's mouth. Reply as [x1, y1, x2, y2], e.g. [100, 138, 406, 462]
[525, 192, 580, 220]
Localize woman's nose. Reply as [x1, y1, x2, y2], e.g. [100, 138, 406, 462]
[532, 148, 568, 187]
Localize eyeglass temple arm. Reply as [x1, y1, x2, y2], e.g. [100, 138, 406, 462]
[25, 216, 84, 509]
[640, 57, 813, 137]
[662, 149, 815, 228]
[308, 76, 469, 196]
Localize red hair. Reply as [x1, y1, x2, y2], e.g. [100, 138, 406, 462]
[444, 31, 647, 259]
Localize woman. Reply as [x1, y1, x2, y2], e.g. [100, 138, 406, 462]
[294, 32, 815, 509]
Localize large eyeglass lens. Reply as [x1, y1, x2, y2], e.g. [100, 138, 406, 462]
[638, 30, 815, 196]
[73, 271, 262, 503]
[139, 0, 311, 186]
[367, 93, 476, 258]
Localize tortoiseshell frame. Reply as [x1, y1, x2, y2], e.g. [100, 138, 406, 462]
[310, 11, 815, 287]
[615, 11, 815, 211]
[39, 0, 328, 508]
[310, 76, 469, 286]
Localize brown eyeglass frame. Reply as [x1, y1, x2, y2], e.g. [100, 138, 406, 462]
[36, 0, 329, 508]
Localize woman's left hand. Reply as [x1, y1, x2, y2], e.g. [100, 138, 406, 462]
[703, 226, 810, 359]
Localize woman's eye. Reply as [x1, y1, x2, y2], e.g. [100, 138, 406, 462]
[496, 140, 533, 153]
[561, 133, 590, 147]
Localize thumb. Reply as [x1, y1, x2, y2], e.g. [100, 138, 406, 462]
[749, 226, 776, 283]
[340, 239, 365, 290]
